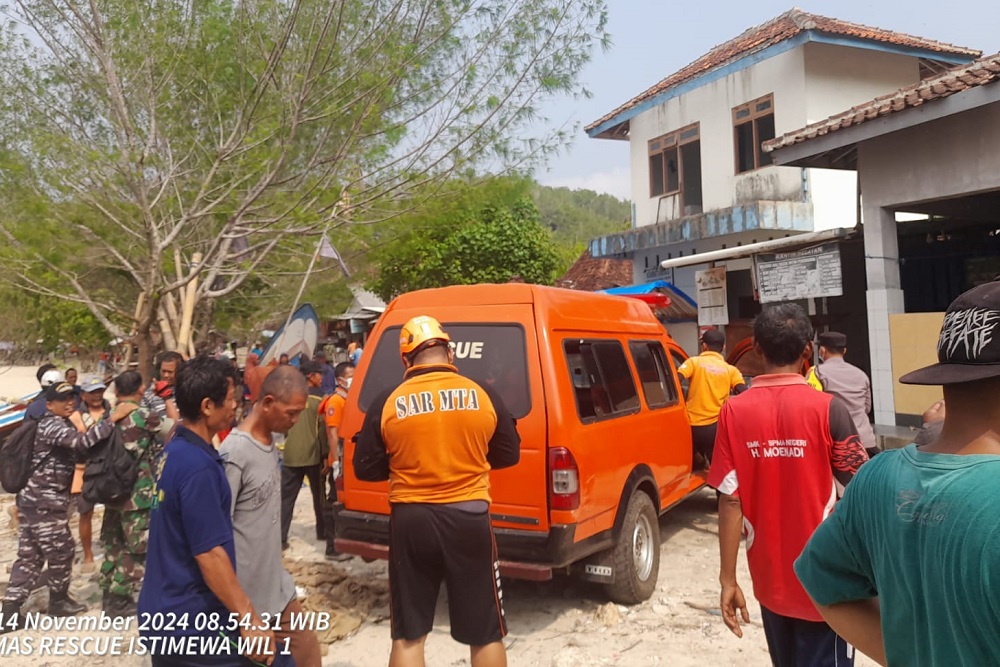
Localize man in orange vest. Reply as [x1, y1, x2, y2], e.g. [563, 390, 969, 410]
[677, 330, 747, 469]
[319, 362, 354, 561]
[355, 316, 520, 667]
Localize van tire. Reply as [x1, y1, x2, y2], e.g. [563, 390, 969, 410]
[606, 491, 660, 605]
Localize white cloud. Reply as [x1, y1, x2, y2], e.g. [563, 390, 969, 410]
[541, 166, 632, 201]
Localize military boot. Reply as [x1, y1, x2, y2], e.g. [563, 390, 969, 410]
[47, 590, 86, 617]
[0, 601, 24, 634]
[103, 594, 137, 619]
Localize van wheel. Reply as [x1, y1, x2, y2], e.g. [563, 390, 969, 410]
[606, 492, 660, 605]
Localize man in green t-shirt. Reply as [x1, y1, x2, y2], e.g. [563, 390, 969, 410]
[279, 362, 328, 550]
[796, 281, 1000, 666]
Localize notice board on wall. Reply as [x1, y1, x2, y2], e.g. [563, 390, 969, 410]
[756, 242, 843, 304]
[695, 267, 729, 326]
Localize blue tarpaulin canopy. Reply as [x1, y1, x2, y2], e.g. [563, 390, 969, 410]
[600, 281, 698, 323]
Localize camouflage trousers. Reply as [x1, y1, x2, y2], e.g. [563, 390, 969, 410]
[98, 508, 149, 597]
[3, 508, 74, 604]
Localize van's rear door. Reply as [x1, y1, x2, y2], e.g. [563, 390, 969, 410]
[349, 304, 549, 533]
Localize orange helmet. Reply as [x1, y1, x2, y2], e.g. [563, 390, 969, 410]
[399, 315, 450, 359]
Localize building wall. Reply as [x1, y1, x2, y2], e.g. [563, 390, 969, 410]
[801, 44, 923, 233]
[629, 48, 808, 228]
[859, 104, 1000, 207]
[628, 42, 928, 233]
[858, 102, 1000, 424]
[890, 312, 944, 421]
[802, 43, 921, 123]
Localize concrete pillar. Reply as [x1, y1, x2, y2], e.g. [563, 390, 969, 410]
[863, 205, 904, 425]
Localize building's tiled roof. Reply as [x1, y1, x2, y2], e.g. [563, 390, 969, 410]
[556, 249, 633, 292]
[764, 53, 1000, 151]
[585, 8, 980, 135]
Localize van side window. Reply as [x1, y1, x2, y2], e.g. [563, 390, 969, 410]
[629, 341, 679, 409]
[564, 340, 640, 422]
[669, 349, 690, 399]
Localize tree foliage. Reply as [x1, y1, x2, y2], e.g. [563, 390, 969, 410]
[368, 179, 561, 300]
[0, 0, 608, 373]
[533, 185, 631, 247]
[0, 284, 108, 351]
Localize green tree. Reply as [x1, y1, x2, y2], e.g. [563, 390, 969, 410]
[0, 0, 608, 376]
[0, 285, 108, 352]
[368, 182, 560, 300]
[533, 184, 631, 249]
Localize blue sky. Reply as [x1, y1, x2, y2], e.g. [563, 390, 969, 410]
[535, 0, 1000, 199]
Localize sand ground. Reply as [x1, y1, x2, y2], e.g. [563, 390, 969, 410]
[0, 365, 877, 666]
[0, 365, 49, 404]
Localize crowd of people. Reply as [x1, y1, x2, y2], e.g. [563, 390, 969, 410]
[0, 340, 371, 664]
[3, 280, 1000, 667]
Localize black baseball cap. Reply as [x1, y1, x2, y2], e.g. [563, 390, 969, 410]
[901, 281, 1000, 385]
[818, 331, 847, 349]
[299, 361, 323, 376]
[701, 330, 726, 347]
[45, 382, 75, 401]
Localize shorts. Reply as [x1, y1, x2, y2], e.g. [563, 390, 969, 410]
[70, 493, 94, 516]
[691, 423, 719, 464]
[388, 503, 506, 646]
[759, 604, 853, 667]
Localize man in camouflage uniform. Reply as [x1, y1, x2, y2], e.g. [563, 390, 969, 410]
[99, 371, 169, 618]
[1, 382, 137, 632]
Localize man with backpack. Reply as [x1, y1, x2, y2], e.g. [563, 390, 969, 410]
[98, 371, 169, 618]
[1, 382, 137, 631]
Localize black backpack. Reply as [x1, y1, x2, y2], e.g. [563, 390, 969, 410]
[0, 417, 45, 494]
[82, 425, 139, 505]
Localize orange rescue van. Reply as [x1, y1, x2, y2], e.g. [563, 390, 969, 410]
[333, 283, 705, 604]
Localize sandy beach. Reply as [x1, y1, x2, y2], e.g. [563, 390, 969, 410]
[0, 365, 50, 404]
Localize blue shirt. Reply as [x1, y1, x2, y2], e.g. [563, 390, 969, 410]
[25, 394, 47, 420]
[320, 363, 337, 395]
[796, 445, 1000, 666]
[138, 424, 236, 637]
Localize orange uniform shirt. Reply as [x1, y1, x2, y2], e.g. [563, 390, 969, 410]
[354, 364, 520, 505]
[677, 351, 745, 426]
[320, 391, 347, 467]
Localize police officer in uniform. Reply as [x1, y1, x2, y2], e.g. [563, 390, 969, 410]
[1, 382, 137, 631]
[354, 316, 520, 667]
[807, 331, 878, 457]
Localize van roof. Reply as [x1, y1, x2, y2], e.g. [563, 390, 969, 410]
[385, 284, 668, 336]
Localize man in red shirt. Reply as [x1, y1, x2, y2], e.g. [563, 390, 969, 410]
[707, 303, 868, 667]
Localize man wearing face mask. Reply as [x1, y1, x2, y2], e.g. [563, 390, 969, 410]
[806, 332, 878, 458]
[319, 362, 353, 561]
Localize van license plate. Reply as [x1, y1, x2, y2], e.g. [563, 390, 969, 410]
[584, 564, 613, 577]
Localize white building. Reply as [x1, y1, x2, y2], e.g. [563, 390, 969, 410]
[585, 9, 978, 356]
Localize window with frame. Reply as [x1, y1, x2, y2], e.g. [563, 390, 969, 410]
[628, 341, 679, 409]
[648, 124, 702, 211]
[564, 339, 640, 422]
[733, 94, 776, 173]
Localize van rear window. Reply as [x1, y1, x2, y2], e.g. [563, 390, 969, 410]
[357, 324, 531, 419]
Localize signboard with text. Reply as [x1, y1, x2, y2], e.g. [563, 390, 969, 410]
[695, 267, 729, 326]
[756, 242, 843, 304]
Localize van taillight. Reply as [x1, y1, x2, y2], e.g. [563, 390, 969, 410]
[335, 438, 345, 493]
[549, 447, 580, 511]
